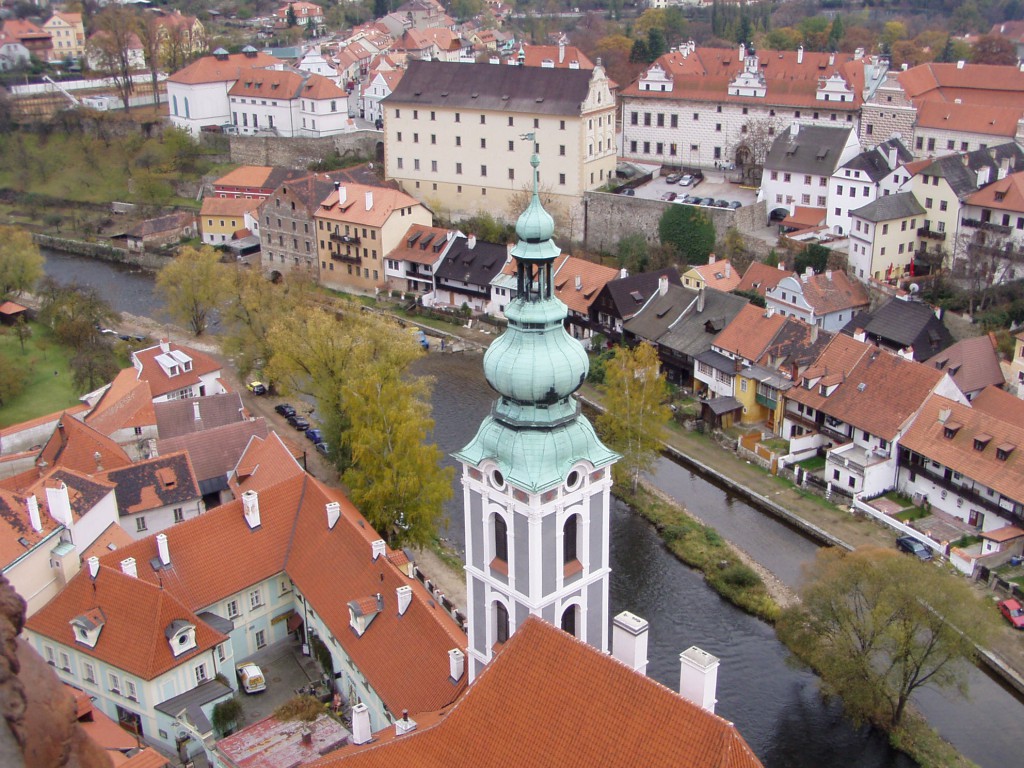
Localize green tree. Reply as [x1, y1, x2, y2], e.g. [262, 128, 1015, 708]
[36, 277, 117, 348]
[778, 547, 989, 729]
[646, 28, 666, 61]
[286, 3, 298, 27]
[827, 16, 845, 50]
[629, 38, 649, 63]
[794, 243, 830, 275]
[71, 341, 119, 393]
[0, 226, 43, 298]
[374, 0, 390, 18]
[658, 205, 716, 265]
[596, 342, 670, 492]
[0, 362, 28, 407]
[156, 246, 231, 336]
[616, 233, 649, 273]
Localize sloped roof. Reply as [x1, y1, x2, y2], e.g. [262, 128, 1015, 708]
[915, 100, 1021, 137]
[434, 238, 508, 288]
[20, 467, 116, 522]
[388, 225, 454, 267]
[154, 393, 246, 440]
[315, 616, 762, 768]
[786, 334, 874, 412]
[156, 418, 270, 487]
[97, 451, 200, 515]
[597, 268, 682, 322]
[899, 61, 1024, 109]
[316, 184, 422, 229]
[840, 138, 913, 183]
[200, 197, 262, 217]
[765, 124, 855, 176]
[971, 384, 1024, 422]
[965, 170, 1024, 212]
[659, 289, 750, 360]
[386, 59, 597, 116]
[757, 317, 834, 375]
[915, 143, 1024, 198]
[0, 486, 60, 567]
[552, 256, 620, 317]
[131, 342, 222, 399]
[228, 69, 346, 101]
[516, 43, 594, 70]
[902, 394, 1024, 503]
[37, 414, 132, 475]
[736, 262, 793, 296]
[167, 51, 282, 85]
[85, 369, 155, 437]
[231, 431, 306, 494]
[126, 212, 195, 239]
[926, 335, 1005, 396]
[851, 191, 925, 223]
[712, 304, 787, 362]
[842, 298, 954, 361]
[688, 259, 742, 292]
[26, 566, 226, 680]
[623, 284, 699, 342]
[796, 270, 869, 316]
[103, 473, 467, 716]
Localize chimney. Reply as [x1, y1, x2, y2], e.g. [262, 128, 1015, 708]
[93, 451, 103, 472]
[886, 145, 898, 171]
[333, 181, 340, 192]
[679, 646, 720, 714]
[811, 324, 819, 343]
[708, 253, 716, 265]
[575, 274, 582, 291]
[739, 42, 745, 61]
[697, 287, 705, 313]
[375, 592, 384, 612]
[977, 166, 991, 187]
[828, 51, 835, 67]
[87, 556, 100, 579]
[397, 585, 412, 615]
[797, 45, 804, 65]
[156, 533, 170, 566]
[956, 60, 965, 69]
[46, 483, 73, 527]
[371, 539, 386, 560]
[448, 648, 465, 681]
[301, 727, 313, 745]
[854, 47, 864, 61]
[338, 185, 347, 205]
[935, 305, 944, 320]
[365, 190, 373, 210]
[26, 495, 42, 533]
[395, 710, 417, 736]
[853, 328, 867, 342]
[777, 262, 786, 270]
[350, 703, 371, 745]
[825, 269, 833, 281]
[326, 501, 341, 529]
[242, 489, 261, 529]
[558, 38, 565, 64]
[193, 401, 201, 422]
[897, 346, 914, 360]
[611, 611, 649, 675]
[791, 121, 800, 138]
[725, 263, 731, 278]
[658, 275, 668, 296]
[467, 234, 477, 249]
[160, 340, 170, 354]
[620, 267, 627, 278]
[999, 157, 1010, 179]
[120, 557, 138, 578]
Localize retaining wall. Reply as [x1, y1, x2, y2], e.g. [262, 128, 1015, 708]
[229, 132, 382, 169]
[33, 234, 167, 271]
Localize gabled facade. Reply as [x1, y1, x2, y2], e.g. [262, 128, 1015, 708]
[764, 268, 869, 331]
[43, 11, 85, 62]
[589, 268, 680, 340]
[259, 173, 335, 280]
[131, 341, 227, 403]
[826, 138, 913, 236]
[432, 235, 508, 313]
[847, 192, 925, 283]
[228, 68, 350, 137]
[383, 59, 616, 225]
[99, 451, 204, 538]
[84, 368, 158, 461]
[383, 224, 457, 296]
[199, 196, 261, 245]
[760, 123, 861, 218]
[682, 255, 741, 292]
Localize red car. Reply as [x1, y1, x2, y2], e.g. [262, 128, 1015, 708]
[998, 598, 1024, 629]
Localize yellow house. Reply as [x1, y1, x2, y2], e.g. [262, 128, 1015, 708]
[682, 255, 741, 292]
[200, 196, 261, 245]
[43, 11, 85, 62]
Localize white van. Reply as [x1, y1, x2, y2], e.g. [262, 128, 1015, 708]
[235, 662, 266, 694]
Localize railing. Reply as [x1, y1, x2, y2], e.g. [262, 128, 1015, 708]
[917, 226, 946, 241]
[330, 251, 361, 265]
[902, 459, 1022, 522]
[756, 392, 777, 409]
[962, 218, 1011, 235]
[329, 232, 360, 245]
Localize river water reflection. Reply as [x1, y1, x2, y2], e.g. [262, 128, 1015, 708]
[44, 249, 1015, 767]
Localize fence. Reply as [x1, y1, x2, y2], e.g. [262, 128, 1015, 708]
[851, 496, 943, 554]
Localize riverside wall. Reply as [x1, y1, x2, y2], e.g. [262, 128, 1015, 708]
[228, 131, 383, 169]
[33, 234, 166, 271]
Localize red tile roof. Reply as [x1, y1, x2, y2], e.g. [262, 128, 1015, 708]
[316, 184, 423, 229]
[130, 342, 222, 399]
[315, 616, 762, 768]
[85, 368, 155, 437]
[387, 225, 454, 267]
[26, 565, 227, 680]
[553, 255, 620, 316]
[37, 414, 132, 475]
[965, 170, 1024, 211]
[899, 61, 1024, 110]
[228, 69, 346, 101]
[713, 304, 786, 362]
[0, 486, 60, 567]
[914, 100, 1022, 137]
[787, 334, 875, 412]
[167, 52, 282, 85]
[231, 431, 306, 493]
[736, 262, 794, 296]
[689, 258, 742, 292]
[797, 270, 869, 317]
[971, 384, 1024, 423]
[200, 196, 263, 217]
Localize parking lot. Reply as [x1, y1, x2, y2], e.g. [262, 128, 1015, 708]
[623, 169, 759, 210]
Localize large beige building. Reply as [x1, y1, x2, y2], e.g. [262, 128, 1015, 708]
[382, 59, 616, 227]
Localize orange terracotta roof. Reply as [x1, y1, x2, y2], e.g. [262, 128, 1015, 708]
[902, 394, 1024, 502]
[982, 525, 1024, 542]
[621, 47, 865, 111]
[788, 334, 875, 411]
[553, 255, 620, 316]
[228, 69, 345, 101]
[971, 384, 1024, 422]
[315, 617, 762, 768]
[517, 43, 595, 70]
[103, 473, 467, 716]
[316, 184, 423, 229]
[899, 61, 1024, 110]
[50, 12, 83, 25]
[26, 565, 226, 680]
[200, 196, 263, 217]
[167, 52, 282, 85]
[85, 368, 155, 437]
[37, 414, 132, 475]
[214, 166, 276, 189]
[0, 299, 27, 314]
[713, 304, 786, 362]
[387, 225, 454, 266]
[21, 467, 116, 522]
[915, 100, 1021, 137]
[965, 170, 1024, 211]
[0, 403, 89, 440]
[0, 486, 61, 567]
[782, 206, 826, 230]
[231, 431, 306, 494]
[130, 342, 222, 399]
[689, 259, 742, 292]
[736, 262, 794, 296]
[797, 270, 869, 316]
[80, 522, 135, 561]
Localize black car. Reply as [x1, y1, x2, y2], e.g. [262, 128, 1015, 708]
[287, 414, 310, 431]
[895, 535, 933, 561]
[275, 403, 296, 418]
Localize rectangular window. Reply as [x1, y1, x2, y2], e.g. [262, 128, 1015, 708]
[559, 145, 566, 156]
[456, 162, 462, 174]
[644, 113, 651, 126]
[455, 136, 461, 146]
[480, 138, 486, 149]
[109, 672, 121, 694]
[135, 517, 147, 532]
[454, 112, 460, 122]
[508, 168, 515, 180]
[249, 589, 262, 610]
[59, 651, 71, 671]
[481, 165, 487, 177]
[173, 508, 184, 523]
[559, 173, 566, 185]
[84, 663, 96, 684]
[431, 160, 438, 172]
[671, 114, 678, 128]
[195, 664, 208, 684]
[508, 140, 514, 151]
[126, 680, 137, 701]
[255, 630, 266, 649]
[657, 113, 664, 127]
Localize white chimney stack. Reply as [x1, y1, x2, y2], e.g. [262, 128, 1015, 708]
[365, 190, 373, 210]
[350, 703, 371, 745]
[156, 533, 170, 566]
[371, 539, 386, 560]
[242, 489, 261, 529]
[725, 263, 731, 278]
[397, 585, 413, 615]
[697, 288, 706, 313]
[575, 274, 582, 291]
[679, 646, 720, 714]
[448, 648, 465, 681]
[193, 401, 201, 421]
[797, 45, 804, 65]
[611, 611, 649, 675]
[467, 234, 477, 249]
[160, 340, 171, 354]
[338, 185, 347, 205]
[87, 556, 100, 579]
[26, 495, 42, 533]
[46, 483, 72, 527]
[120, 557, 138, 578]
[326, 501, 341, 529]
[658, 275, 668, 296]
[395, 710, 417, 736]
[791, 121, 800, 138]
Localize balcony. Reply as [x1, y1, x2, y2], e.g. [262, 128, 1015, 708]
[331, 251, 361, 265]
[756, 392, 777, 409]
[962, 218, 1011, 236]
[330, 231, 361, 245]
[917, 226, 946, 241]
[901, 455, 1022, 523]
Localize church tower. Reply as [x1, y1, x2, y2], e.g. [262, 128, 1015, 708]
[455, 147, 619, 682]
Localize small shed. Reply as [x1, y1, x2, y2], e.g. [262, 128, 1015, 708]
[0, 300, 28, 325]
[125, 211, 197, 252]
[700, 396, 743, 430]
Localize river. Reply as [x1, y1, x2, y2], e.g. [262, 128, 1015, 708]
[43, 248, 1020, 767]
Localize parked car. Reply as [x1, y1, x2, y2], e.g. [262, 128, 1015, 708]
[665, 173, 682, 184]
[316, 442, 331, 456]
[727, 200, 742, 209]
[998, 598, 1024, 629]
[410, 327, 429, 350]
[619, 187, 635, 196]
[895, 535, 933, 561]
[236, 662, 266, 694]
[682, 195, 701, 205]
[275, 403, 296, 418]
[714, 199, 730, 208]
[288, 414, 310, 431]
[661, 191, 678, 201]
[678, 174, 695, 186]
[698, 197, 715, 206]
[247, 381, 267, 395]
[305, 427, 323, 444]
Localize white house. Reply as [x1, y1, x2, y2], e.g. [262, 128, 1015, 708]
[228, 67, 350, 137]
[826, 138, 913, 237]
[130, 341, 227, 403]
[764, 268, 869, 331]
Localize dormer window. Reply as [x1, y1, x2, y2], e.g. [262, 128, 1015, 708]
[997, 443, 1015, 461]
[166, 619, 197, 656]
[70, 608, 105, 648]
[974, 433, 992, 452]
[348, 594, 382, 637]
[943, 421, 962, 439]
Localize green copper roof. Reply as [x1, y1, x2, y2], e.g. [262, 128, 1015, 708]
[511, 151, 560, 263]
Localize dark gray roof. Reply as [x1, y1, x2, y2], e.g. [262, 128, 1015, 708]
[695, 349, 737, 374]
[851, 191, 925, 222]
[764, 124, 855, 175]
[197, 611, 235, 635]
[921, 142, 1024, 198]
[840, 138, 913, 183]
[623, 284, 698, 342]
[155, 393, 246, 440]
[842, 298, 954, 360]
[435, 238, 508, 289]
[385, 59, 596, 115]
[702, 396, 743, 415]
[593, 269, 683, 323]
[155, 678, 232, 734]
[659, 290, 749, 359]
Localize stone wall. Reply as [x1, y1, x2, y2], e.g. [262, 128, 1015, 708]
[33, 234, 168, 271]
[583, 191, 767, 255]
[228, 132, 383, 169]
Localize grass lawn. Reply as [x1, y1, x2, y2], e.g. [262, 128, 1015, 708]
[894, 507, 930, 523]
[0, 322, 82, 429]
[797, 455, 826, 471]
[883, 490, 915, 509]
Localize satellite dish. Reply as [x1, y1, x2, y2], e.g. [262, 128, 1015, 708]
[909, 282, 920, 293]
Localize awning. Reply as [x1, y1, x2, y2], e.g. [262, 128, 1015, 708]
[287, 612, 304, 632]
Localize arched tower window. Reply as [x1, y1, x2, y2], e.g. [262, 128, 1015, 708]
[560, 604, 577, 637]
[493, 514, 508, 564]
[494, 602, 509, 644]
[563, 514, 579, 565]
